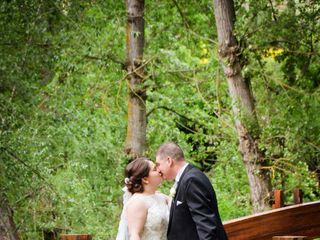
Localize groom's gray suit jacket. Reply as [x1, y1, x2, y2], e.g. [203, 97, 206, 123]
[167, 164, 228, 240]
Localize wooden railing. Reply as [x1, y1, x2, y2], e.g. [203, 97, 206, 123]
[60, 190, 320, 240]
[223, 199, 320, 240]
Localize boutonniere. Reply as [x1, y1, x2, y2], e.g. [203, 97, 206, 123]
[169, 183, 177, 198]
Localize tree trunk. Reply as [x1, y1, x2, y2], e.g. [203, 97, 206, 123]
[0, 193, 20, 240]
[124, 0, 147, 158]
[213, 0, 271, 212]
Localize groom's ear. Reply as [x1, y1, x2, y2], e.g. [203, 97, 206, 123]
[167, 157, 173, 166]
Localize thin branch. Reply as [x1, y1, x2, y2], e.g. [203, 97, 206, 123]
[174, 119, 197, 134]
[119, 56, 157, 108]
[146, 105, 236, 140]
[268, 0, 278, 21]
[3, 147, 47, 182]
[147, 105, 192, 120]
[0, 41, 51, 48]
[165, 70, 237, 132]
[84, 53, 124, 66]
[2, 147, 62, 200]
[171, 0, 190, 29]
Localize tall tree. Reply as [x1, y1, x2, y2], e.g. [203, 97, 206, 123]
[0, 193, 20, 240]
[124, 0, 147, 158]
[213, 0, 271, 212]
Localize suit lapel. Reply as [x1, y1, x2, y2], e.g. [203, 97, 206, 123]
[175, 164, 192, 194]
[167, 164, 193, 233]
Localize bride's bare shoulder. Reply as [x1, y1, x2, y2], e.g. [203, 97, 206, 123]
[126, 195, 148, 211]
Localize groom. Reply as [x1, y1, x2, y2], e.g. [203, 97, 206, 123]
[156, 142, 228, 240]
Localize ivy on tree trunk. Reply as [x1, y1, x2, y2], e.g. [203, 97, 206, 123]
[213, 0, 271, 212]
[0, 193, 20, 240]
[124, 0, 147, 158]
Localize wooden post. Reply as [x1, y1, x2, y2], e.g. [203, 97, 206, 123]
[293, 188, 303, 204]
[60, 234, 92, 240]
[272, 190, 284, 209]
[272, 236, 308, 240]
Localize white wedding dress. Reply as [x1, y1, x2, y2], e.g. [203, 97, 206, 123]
[116, 192, 169, 240]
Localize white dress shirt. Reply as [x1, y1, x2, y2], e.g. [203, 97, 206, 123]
[175, 163, 189, 183]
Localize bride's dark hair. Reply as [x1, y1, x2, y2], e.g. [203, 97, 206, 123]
[125, 157, 150, 194]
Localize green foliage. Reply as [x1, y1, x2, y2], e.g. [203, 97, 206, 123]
[211, 157, 252, 220]
[1, 1, 128, 239]
[234, 0, 320, 201]
[1, 0, 319, 239]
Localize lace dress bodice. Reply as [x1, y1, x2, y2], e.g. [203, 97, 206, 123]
[119, 192, 169, 240]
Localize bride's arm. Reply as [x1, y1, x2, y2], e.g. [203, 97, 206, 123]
[126, 199, 148, 240]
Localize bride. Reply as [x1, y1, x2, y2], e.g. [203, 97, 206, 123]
[116, 157, 170, 240]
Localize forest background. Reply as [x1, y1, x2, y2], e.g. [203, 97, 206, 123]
[0, 0, 319, 239]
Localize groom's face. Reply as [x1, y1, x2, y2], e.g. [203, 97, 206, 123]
[155, 155, 174, 180]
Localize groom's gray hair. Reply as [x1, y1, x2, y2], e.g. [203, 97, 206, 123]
[156, 142, 185, 161]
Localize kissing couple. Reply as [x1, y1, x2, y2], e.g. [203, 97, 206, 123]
[116, 142, 228, 240]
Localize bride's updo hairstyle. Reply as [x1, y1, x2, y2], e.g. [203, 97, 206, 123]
[125, 157, 150, 194]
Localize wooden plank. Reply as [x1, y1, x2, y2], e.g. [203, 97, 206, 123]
[223, 201, 320, 240]
[272, 236, 308, 240]
[60, 234, 92, 240]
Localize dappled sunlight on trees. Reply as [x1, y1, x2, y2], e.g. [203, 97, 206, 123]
[0, 0, 319, 239]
